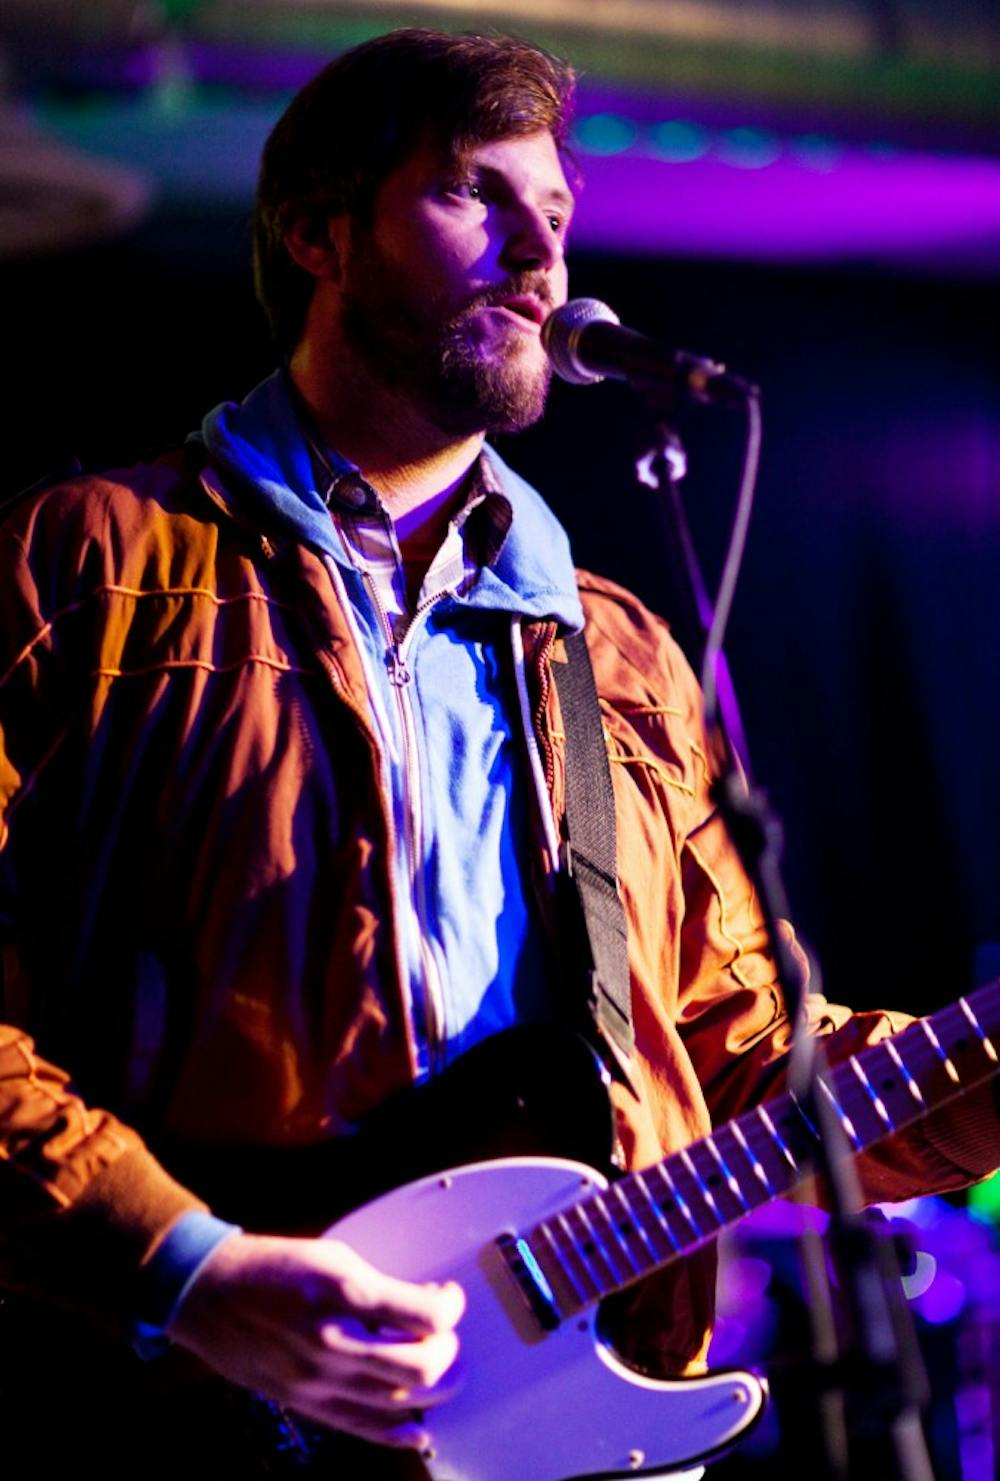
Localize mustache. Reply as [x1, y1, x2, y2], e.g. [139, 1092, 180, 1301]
[455, 274, 556, 320]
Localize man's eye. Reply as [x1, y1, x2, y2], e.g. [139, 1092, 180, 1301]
[448, 180, 483, 201]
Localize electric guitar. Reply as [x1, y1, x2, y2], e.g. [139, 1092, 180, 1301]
[283, 978, 1000, 1481]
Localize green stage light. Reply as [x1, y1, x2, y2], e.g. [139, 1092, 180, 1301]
[968, 1169, 1000, 1226]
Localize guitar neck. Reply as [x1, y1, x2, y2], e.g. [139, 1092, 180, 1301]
[524, 980, 1000, 1317]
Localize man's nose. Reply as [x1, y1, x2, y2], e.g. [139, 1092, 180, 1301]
[499, 201, 563, 274]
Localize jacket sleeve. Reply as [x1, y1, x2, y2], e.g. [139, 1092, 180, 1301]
[0, 1026, 207, 1328]
[670, 659, 1000, 1205]
[576, 570, 1000, 1207]
[0, 494, 206, 1332]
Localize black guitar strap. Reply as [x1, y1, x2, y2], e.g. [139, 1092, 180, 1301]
[553, 629, 635, 1070]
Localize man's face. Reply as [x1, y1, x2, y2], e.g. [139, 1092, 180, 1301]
[336, 130, 573, 436]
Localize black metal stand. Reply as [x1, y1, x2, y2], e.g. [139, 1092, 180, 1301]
[636, 411, 935, 1481]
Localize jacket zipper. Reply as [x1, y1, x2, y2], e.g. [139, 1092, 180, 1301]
[315, 553, 419, 1081]
[362, 571, 448, 1071]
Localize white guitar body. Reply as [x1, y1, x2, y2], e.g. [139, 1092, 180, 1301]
[327, 1156, 766, 1481]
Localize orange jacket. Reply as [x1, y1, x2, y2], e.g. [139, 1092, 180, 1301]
[0, 447, 996, 1375]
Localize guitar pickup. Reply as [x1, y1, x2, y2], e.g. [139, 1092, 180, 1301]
[496, 1231, 562, 1332]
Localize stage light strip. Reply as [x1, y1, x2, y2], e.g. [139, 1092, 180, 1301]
[572, 113, 913, 172]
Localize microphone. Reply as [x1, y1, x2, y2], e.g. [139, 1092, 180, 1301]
[541, 298, 756, 407]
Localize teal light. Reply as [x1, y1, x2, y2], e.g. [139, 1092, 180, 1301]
[790, 133, 843, 173]
[717, 127, 782, 170]
[647, 120, 710, 164]
[968, 1169, 1000, 1226]
[573, 113, 638, 156]
[865, 141, 900, 159]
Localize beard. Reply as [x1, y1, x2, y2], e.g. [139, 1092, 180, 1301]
[339, 231, 554, 437]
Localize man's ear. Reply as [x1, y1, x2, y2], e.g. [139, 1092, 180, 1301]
[283, 210, 350, 281]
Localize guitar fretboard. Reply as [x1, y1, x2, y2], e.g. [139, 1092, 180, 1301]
[522, 980, 1000, 1317]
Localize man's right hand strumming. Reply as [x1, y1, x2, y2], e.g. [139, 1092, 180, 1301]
[167, 1233, 465, 1451]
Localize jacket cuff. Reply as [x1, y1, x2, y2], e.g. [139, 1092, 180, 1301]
[22, 1144, 210, 1330]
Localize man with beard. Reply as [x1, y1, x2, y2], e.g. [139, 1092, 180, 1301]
[1, 26, 997, 1478]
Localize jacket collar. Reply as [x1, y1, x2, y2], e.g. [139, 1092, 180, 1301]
[196, 369, 583, 631]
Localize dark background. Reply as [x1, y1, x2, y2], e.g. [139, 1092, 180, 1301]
[6, 201, 999, 1021]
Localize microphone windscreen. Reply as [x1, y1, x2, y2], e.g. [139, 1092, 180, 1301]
[541, 298, 621, 385]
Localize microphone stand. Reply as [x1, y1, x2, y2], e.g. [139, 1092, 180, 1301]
[634, 404, 935, 1481]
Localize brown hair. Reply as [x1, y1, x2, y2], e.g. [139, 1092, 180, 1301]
[253, 28, 576, 353]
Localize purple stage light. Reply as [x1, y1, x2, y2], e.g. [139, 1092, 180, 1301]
[31, 74, 1000, 275]
[917, 1268, 968, 1325]
[572, 145, 1000, 267]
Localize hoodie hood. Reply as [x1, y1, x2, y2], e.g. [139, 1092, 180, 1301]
[196, 369, 583, 630]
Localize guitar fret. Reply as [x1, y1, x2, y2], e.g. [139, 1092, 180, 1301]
[787, 1086, 821, 1143]
[862, 1001, 998, 1126]
[573, 1201, 627, 1286]
[816, 1075, 862, 1151]
[960, 995, 999, 1063]
[533, 1221, 589, 1312]
[921, 1017, 960, 1084]
[609, 1181, 659, 1273]
[527, 1214, 574, 1309]
[704, 1132, 751, 1214]
[589, 1192, 644, 1280]
[553, 1212, 603, 1302]
[907, 1001, 998, 1103]
[679, 1146, 723, 1228]
[641, 1163, 694, 1248]
[885, 1036, 926, 1106]
[822, 1066, 885, 1147]
[631, 1169, 683, 1254]
[853, 1038, 925, 1128]
[849, 1054, 893, 1130]
[728, 1119, 776, 1197]
[742, 1109, 798, 1195]
[535, 1220, 588, 1308]
[756, 1102, 799, 1173]
[654, 1160, 704, 1240]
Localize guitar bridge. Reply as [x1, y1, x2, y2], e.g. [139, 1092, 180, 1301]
[496, 1231, 562, 1331]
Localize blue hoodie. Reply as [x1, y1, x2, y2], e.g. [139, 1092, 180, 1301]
[197, 369, 583, 1076]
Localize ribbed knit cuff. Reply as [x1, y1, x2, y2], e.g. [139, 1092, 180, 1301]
[132, 1210, 242, 1360]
